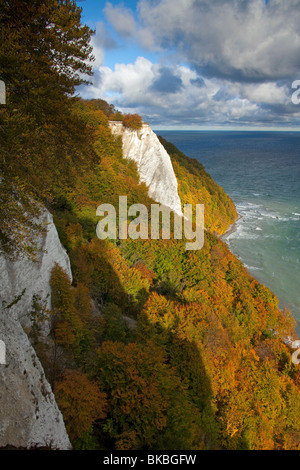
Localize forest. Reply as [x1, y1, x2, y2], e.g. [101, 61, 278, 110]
[1, 0, 300, 451]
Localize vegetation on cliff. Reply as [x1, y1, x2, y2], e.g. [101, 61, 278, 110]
[158, 136, 237, 236]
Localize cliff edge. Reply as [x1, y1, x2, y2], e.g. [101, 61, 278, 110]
[0, 209, 72, 449]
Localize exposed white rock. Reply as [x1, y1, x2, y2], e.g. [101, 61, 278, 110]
[109, 122, 183, 216]
[0, 209, 72, 332]
[0, 209, 72, 449]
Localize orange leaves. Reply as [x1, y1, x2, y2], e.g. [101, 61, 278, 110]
[71, 238, 150, 313]
[4, 5, 300, 450]
[65, 223, 83, 249]
[142, 292, 174, 321]
[54, 320, 77, 350]
[107, 242, 150, 298]
[158, 137, 237, 236]
[74, 283, 93, 322]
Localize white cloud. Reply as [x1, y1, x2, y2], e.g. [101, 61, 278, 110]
[81, 56, 270, 127]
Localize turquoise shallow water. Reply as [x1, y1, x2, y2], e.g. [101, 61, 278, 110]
[156, 130, 300, 335]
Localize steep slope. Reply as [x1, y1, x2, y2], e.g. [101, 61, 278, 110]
[5, 4, 299, 451]
[0, 209, 72, 449]
[0, 313, 71, 449]
[1, 98, 299, 451]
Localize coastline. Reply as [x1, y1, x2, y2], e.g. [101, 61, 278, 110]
[220, 211, 299, 338]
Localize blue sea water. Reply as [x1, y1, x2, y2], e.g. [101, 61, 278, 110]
[156, 130, 300, 335]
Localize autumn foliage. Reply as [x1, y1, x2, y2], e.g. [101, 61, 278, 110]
[45, 114, 300, 449]
[123, 113, 143, 130]
[15, 99, 300, 450]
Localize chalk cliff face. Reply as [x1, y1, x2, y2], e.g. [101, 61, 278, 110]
[0, 209, 72, 449]
[109, 122, 183, 216]
[0, 121, 182, 450]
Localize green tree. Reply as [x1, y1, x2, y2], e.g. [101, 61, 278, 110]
[50, 263, 91, 363]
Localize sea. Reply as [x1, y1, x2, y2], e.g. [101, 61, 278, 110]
[156, 130, 300, 336]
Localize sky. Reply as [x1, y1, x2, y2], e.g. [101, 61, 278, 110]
[77, 0, 300, 130]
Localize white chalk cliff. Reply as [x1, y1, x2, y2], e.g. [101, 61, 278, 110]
[0, 209, 72, 449]
[109, 122, 183, 216]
